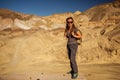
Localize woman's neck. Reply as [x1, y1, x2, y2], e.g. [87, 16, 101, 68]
[69, 26, 72, 30]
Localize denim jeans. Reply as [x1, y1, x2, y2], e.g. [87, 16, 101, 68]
[67, 43, 78, 73]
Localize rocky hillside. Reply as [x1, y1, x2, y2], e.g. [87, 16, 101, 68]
[82, 0, 120, 22]
[0, 0, 120, 74]
[0, 8, 33, 21]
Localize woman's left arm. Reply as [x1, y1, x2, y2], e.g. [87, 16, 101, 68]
[72, 31, 81, 39]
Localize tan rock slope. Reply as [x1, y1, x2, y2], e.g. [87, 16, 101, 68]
[0, 0, 120, 74]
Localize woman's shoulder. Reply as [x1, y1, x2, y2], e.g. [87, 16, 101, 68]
[74, 27, 79, 32]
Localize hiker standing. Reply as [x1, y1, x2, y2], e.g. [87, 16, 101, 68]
[64, 17, 82, 79]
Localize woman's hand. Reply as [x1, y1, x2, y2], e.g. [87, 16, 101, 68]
[72, 32, 76, 37]
[72, 31, 81, 38]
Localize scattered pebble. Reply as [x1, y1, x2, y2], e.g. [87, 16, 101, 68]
[63, 74, 65, 76]
[29, 77, 32, 80]
[37, 78, 40, 80]
[88, 73, 91, 76]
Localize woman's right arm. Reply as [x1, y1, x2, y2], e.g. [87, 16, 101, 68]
[64, 32, 68, 40]
[64, 31, 67, 37]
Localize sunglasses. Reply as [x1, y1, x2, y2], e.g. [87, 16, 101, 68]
[67, 21, 73, 24]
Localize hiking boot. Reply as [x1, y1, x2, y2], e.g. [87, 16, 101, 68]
[67, 70, 73, 74]
[72, 72, 78, 79]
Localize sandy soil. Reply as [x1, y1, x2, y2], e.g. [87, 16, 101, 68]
[0, 63, 120, 80]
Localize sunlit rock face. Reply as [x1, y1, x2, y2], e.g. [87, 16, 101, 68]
[0, 0, 120, 74]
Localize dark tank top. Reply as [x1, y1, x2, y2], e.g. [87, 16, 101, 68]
[66, 28, 79, 44]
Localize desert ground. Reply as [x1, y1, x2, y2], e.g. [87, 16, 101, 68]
[0, 63, 120, 80]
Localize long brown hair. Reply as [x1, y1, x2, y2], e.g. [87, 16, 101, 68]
[64, 17, 76, 36]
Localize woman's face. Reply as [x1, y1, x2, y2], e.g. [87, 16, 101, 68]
[67, 19, 73, 28]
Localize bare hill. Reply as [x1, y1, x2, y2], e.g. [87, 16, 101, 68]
[0, 0, 120, 76]
[82, 0, 120, 22]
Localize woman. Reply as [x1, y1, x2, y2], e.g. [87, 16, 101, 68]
[64, 17, 81, 79]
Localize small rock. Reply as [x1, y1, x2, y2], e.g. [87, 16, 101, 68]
[37, 78, 40, 80]
[88, 73, 91, 76]
[63, 74, 65, 76]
